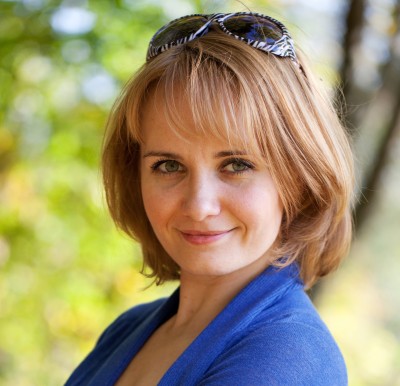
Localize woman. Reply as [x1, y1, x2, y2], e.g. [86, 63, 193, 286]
[66, 12, 354, 385]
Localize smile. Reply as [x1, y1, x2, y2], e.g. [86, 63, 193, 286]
[179, 229, 234, 245]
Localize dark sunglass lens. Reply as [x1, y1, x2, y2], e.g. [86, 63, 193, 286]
[223, 15, 283, 44]
[152, 16, 209, 47]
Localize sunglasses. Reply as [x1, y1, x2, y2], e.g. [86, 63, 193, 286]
[147, 12, 299, 67]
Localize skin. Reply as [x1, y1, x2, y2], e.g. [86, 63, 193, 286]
[115, 90, 283, 385]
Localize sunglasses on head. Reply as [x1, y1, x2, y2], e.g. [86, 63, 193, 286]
[147, 12, 300, 67]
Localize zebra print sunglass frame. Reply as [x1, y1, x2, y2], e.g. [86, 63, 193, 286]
[146, 12, 300, 67]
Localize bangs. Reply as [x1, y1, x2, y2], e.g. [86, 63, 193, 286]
[147, 50, 262, 156]
[127, 30, 289, 159]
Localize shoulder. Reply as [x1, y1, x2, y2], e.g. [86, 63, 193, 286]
[96, 298, 166, 347]
[202, 323, 347, 386]
[64, 298, 167, 385]
[200, 292, 347, 385]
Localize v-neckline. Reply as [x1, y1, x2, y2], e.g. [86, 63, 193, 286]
[107, 289, 181, 385]
[101, 263, 300, 386]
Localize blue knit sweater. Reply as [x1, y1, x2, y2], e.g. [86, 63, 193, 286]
[65, 264, 347, 385]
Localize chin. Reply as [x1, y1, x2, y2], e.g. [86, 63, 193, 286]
[178, 260, 235, 278]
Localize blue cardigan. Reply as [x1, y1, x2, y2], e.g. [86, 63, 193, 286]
[65, 264, 347, 385]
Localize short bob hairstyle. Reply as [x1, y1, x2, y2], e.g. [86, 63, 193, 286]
[102, 29, 354, 289]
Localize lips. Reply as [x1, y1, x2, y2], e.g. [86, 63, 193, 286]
[179, 229, 233, 245]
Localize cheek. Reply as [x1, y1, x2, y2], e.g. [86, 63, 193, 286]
[239, 184, 283, 229]
[141, 181, 177, 234]
[141, 182, 162, 225]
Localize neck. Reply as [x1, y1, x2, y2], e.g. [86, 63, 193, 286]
[169, 258, 271, 333]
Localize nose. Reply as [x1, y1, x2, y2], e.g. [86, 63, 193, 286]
[181, 173, 221, 221]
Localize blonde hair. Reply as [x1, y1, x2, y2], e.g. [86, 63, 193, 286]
[102, 30, 354, 288]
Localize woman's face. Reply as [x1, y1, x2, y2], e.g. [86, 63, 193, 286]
[140, 91, 283, 279]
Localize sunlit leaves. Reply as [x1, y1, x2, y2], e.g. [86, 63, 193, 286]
[0, 1, 174, 384]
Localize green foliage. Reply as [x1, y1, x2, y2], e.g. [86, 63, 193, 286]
[0, 1, 174, 384]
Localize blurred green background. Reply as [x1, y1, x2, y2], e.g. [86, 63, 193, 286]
[0, 0, 399, 385]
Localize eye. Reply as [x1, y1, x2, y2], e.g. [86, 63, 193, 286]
[222, 158, 254, 174]
[151, 159, 183, 174]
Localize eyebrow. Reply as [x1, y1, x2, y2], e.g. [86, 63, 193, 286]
[142, 151, 182, 159]
[214, 150, 247, 158]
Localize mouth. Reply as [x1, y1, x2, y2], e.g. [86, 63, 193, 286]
[179, 229, 234, 245]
